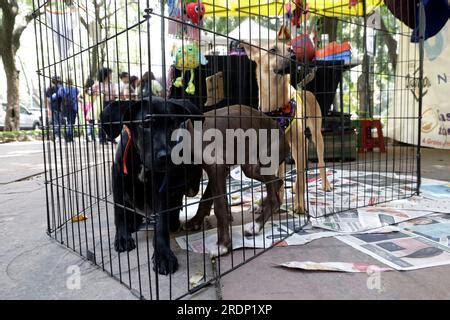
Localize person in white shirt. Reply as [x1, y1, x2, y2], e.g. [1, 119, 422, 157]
[91, 67, 119, 144]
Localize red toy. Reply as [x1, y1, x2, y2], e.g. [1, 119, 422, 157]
[186, 2, 205, 25]
[290, 34, 315, 62]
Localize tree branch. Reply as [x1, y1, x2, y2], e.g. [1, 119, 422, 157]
[100, 1, 139, 21]
[79, 15, 88, 30]
[12, 10, 44, 52]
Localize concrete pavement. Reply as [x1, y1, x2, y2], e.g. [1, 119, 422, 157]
[0, 140, 449, 299]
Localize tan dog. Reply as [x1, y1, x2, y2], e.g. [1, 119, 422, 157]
[241, 41, 332, 213]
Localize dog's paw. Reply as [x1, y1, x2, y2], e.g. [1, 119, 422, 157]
[208, 244, 229, 258]
[244, 222, 262, 236]
[293, 205, 306, 215]
[152, 249, 178, 275]
[114, 233, 136, 252]
[182, 218, 202, 231]
[169, 218, 181, 232]
[322, 180, 333, 192]
[253, 204, 263, 215]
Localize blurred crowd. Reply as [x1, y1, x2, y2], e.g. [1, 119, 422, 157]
[45, 68, 163, 143]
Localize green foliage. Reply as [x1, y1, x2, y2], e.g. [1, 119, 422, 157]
[336, 7, 399, 116]
[0, 130, 38, 143]
[0, 125, 99, 143]
[203, 17, 241, 35]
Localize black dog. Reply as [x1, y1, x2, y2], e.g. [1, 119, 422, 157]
[101, 97, 203, 275]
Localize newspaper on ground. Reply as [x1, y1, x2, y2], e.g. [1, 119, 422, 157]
[176, 220, 294, 254]
[377, 196, 450, 213]
[337, 217, 450, 270]
[421, 182, 450, 199]
[311, 205, 436, 233]
[278, 261, 393, 273]
[176, 219, 399, 254]
[307, 169, 420, 216]
[397, 213, 450, 248]
[177, 166, 449, 271]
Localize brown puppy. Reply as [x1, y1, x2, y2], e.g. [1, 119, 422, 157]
[241, 41, 332, 214]
[182, 105, 290, 256]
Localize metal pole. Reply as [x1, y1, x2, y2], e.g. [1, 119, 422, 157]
[416, 1, 426, 194]
[363, 0, 371, 118]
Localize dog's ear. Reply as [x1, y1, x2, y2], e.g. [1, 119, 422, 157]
[169, 99, 204, 123]
[100, 100, 141, 139]
[240, 42, 260, 61]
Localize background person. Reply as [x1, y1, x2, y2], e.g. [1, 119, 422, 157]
[129, 75, 139, 99]
[45, 75, 62, 141]
[81, 79, 96, 142]
[139, 71, 163, 98]
[57, 78, 80, 143]
[92, 67, 119, 144]
[119, 71, 130, 100]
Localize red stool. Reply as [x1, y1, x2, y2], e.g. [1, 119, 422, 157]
[358, 119, 386, 153]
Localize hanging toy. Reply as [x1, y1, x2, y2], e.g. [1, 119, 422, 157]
[173, 44, 208, 95]
[185, 2, 205, 25]
[287, 0, 310, 27]
[184, 1, 205, 40]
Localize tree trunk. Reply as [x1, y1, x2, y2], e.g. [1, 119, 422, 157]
[318, 16, 338, 42]
[90, 43, 100, 80]
[380, 16, 397, 70]
[0, 0, 34, 131]
[357, 54, 374, 118]
[3, 49, 20, 131]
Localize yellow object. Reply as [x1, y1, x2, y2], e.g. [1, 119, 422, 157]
[71, 214, 88, 223]
[203, 0, 383, 18]
[186, 81, 196, 95]
[173, 77, 184, 88]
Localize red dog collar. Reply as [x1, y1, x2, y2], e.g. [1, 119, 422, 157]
[122, 125, 132, 175]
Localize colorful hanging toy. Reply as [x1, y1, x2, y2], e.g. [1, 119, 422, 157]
[173, 44, 208, 95]
[285, 0, 310, 27]
[185, 1, 205, 25]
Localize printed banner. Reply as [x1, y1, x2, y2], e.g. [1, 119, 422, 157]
[386, 23, 450, 149]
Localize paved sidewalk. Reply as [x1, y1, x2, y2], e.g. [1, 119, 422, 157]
[0, 141, 449, 299]
[0, 141, 136, 299]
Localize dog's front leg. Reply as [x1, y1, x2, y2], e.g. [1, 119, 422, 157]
[277, 162, 286, 204]
[242, 165, 283, 236]
[290, 124, 307, 214]
[112, 168, 138, 253]
[311, 124, 332, 192]
[183, 181, 213, 231]
[152, 197, 178, 275]
[114, 204, 137, 252]
[208, 167, 231, 258]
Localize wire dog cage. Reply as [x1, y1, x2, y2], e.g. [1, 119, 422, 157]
[34, 0, 424, 299]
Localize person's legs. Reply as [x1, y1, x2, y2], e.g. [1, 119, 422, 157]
[86, 120, 94, 141]
[99, 101, 116, 144]
[98, 120, 106, 143]
[65, 110, 77, 142]
[52, 110, 61, 140]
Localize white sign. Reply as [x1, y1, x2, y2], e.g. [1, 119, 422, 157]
[386, 23, 450, 149]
